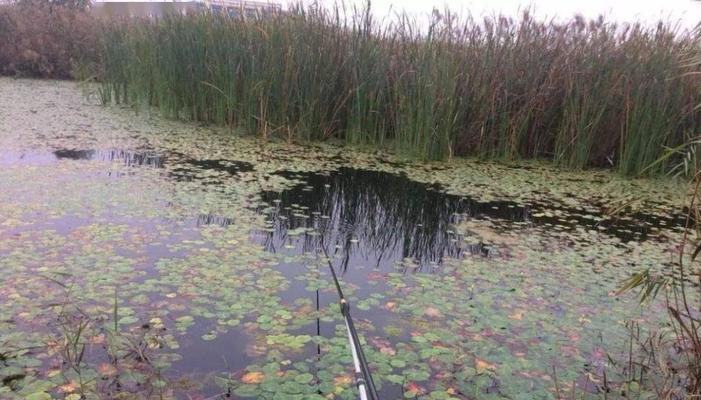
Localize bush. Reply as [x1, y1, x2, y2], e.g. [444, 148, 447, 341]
[0, 0, 98, 78]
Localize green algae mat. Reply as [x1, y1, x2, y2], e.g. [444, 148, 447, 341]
[0, 78, 691, 399]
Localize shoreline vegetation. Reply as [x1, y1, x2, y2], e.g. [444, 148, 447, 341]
[0, 0, 699, 175]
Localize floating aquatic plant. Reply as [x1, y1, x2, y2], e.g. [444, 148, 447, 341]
[0, 78, 695, 399]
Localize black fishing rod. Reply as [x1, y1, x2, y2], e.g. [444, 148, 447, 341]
[319, 242, 380, 400]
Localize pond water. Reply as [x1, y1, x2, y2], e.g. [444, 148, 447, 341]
[0, 78, 691, 400]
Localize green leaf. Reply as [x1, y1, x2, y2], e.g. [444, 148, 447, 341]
[26, 393, 52, 400]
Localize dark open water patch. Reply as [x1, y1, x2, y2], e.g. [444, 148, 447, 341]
[54, 149, 165, 168]
[258, 168, 472, 271]
[43, 148, 255, 182]
[52, 148, 255, 175]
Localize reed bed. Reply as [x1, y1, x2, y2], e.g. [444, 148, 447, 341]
[94, 6, 699, 174]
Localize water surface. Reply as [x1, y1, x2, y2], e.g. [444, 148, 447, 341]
[0, 78, 688, 400]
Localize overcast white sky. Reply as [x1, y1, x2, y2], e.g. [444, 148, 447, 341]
[297, 0, 700, 30]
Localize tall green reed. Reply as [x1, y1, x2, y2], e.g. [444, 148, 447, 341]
[95, 4, 701, 175]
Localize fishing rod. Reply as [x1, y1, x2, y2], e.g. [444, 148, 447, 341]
[319, 241, 380, 400]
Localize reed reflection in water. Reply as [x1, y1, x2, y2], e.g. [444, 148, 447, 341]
[257, 168, 529, 272]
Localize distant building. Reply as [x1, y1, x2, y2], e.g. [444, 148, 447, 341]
[91, 0, 281, 18]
